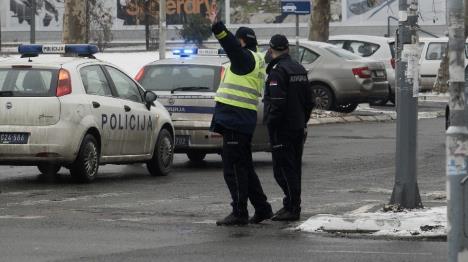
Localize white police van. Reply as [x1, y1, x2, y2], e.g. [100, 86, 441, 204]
[135, 48, 269, 162]
[0, 44, 174, 182]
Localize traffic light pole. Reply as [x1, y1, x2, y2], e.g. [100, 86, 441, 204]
[389, 0, 422, 209]
[447, 0, 468, 260]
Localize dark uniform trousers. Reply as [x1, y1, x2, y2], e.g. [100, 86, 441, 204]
[221, 129, 271, 217]
[269, 128, 304, 212]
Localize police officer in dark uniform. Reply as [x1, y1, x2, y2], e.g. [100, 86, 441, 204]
[264, 35, 314, 221]
[208, 7, 273, 226]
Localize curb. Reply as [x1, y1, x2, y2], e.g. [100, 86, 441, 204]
[418, 94, 449, 103]
[308, 111, 444, 126]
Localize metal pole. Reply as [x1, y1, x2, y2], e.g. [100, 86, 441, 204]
[447, 0, 468, 259]
[30, 0, 36, 44]
[145, 0, 150, 51]
[0, 10, 2, 55]
[85, 1, 89, 43]
[225, 0, 230, 26]
[296, 14, 300, 61]
[389, 0, 422, 209]
[159, 0, 166, 59]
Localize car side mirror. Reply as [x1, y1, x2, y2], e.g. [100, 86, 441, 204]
[144, 91, 157, 109]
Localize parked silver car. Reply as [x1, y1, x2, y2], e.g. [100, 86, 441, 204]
[328, 35, 396, 105]
[135, 50, 269, 162]
[261, 41, 389, 113]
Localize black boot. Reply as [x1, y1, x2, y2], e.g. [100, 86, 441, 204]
[272, 207, 287, 218]
[216, 213, 248, 226]
[271, 208, 300, 222]
[249, 210, 274, 224]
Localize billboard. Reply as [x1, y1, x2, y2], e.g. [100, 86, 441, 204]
[344, 0, 446, 26]
[230, 0, 340, 25]
[7, 0, 65, 31]
[1, 0, 446, 31]
[115, 0, 224, 26]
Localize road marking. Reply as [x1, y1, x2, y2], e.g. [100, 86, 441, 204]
[6, 193, 130, 206]
[98, 217, 150, 222]
[193, 220, 216, 224]
[306, 250, 432, 256]
[1, 190, 53, 196]
[0, 215, 45, 219]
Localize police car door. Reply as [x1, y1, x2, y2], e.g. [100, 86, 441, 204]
[104, 66, 151, 156]
[79, 65, 125, 157]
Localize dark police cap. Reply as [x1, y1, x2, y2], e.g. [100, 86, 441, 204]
[269, 34, 289, 51]
[235, 27, 257, 41]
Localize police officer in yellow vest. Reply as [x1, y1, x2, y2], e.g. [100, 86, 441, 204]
[209, 6, 273, 226]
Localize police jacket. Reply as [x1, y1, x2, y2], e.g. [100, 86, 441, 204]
[263, 54, 314, 130]
[210, 21, 261, 135]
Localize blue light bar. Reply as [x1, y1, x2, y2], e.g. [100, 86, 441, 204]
[172, 48, 197, 57]
[18, 44, 43, 56]
[18, 44, 99, 56]
[65, 44, 99, 55]
[172, 48, 226, 57]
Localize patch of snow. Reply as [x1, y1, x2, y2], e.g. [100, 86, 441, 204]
[298, 206, 446, 238]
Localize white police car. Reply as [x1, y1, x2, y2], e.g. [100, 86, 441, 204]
[0, 44, 174, 182]
[135, 48, 269, 162]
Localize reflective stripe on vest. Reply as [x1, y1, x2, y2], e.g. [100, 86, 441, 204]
[215, 50, 265, 111]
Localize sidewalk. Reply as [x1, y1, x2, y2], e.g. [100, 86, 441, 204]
[308, 102, 445, 126]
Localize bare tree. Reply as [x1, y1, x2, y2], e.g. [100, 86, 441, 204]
[309, 0, 330, 42]
[62, 0, 87, 44]
[466, 0, 468, 38]
[87, 0, 113, 51]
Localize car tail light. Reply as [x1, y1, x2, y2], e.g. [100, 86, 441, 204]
[56, 69, 72, 97]
[220, 67, 226, 80]
[135, 67, 145, 82]
[390, 58, 396, 69]
[352, 67, 371, 79]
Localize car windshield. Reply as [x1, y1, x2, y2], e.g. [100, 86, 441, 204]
[0, 68, 58, 97]
[138, 65, 220, 92]
[324, 46, 362, 60]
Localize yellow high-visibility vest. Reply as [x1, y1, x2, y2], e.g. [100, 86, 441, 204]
[215, 50, 266, 111]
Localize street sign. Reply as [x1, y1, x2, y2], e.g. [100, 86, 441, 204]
[281, 0, 311, 15]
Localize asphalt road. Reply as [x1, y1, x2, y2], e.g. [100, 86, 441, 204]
[0, 117, 447, 262]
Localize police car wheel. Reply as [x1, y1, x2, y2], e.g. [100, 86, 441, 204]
[147, 129, 173, 176]
[187, 152, 206, 162]
[37, 163, 61, 176]
[70, 135, 100, 183]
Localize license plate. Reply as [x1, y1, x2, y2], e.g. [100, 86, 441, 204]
[175, 135, 190, 146]
[375, 71, 385, 77]
[0, 132, 29, 144]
